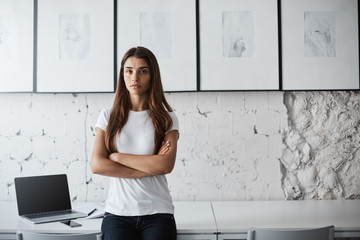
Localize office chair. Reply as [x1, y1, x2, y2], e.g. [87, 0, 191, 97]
[247, 225, 334, 240]
[16, 231, 102, 240]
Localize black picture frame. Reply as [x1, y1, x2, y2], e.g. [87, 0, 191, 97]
[280, 0, 360, 91]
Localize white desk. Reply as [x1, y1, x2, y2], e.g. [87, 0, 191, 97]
[0, 201, 217, 240]
[174, 201, 217, 240]
[1, 200, 360, 240]
[212, 200, 360, 240]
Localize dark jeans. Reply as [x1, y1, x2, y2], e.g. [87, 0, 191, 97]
[101, 212, 177, 240]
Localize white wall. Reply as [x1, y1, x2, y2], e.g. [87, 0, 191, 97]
[0, 91, 359, 202]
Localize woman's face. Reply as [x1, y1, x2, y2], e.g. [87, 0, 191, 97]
[123, 57, 151, 96]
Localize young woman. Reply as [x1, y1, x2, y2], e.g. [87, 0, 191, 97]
[91, 46, 178, 240]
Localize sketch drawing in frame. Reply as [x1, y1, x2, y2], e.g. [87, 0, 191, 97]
[0, 0, 33, 92]
[281, 0, 359, 90]
[199, 0, 280, 91]
[36, 0, 115, 93]
[59, 13, 91, 60]
[222, 11, 255, 58]
[304, 11, 336, 58]
[140, 12, 173, 58]
[117, 0, 197, 92]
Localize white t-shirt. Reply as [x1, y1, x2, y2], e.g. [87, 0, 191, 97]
[95, 108, 179, 216]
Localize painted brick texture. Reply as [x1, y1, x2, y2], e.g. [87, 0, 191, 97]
[0, 91, 359, 202]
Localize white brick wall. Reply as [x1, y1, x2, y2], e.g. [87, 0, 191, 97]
[0, 91, 359, 202]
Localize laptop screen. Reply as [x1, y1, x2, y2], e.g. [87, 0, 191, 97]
[15, 174, 72, 215]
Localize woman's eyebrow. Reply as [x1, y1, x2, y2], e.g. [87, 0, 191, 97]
[124, 66, 149, 69]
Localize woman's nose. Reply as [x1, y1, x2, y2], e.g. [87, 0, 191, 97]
[131, 72, 138, 82]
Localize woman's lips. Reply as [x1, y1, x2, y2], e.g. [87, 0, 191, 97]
[131, 84, 140, 89]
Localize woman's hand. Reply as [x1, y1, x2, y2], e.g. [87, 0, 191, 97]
[158, 140, 170, 155]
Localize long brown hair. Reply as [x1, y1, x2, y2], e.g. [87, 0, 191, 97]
[105, 46, 173, 154]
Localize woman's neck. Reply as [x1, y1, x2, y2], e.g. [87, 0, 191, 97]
[129, 94, 148, 111]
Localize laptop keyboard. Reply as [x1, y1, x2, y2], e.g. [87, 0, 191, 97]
[25, 209, 73, 219]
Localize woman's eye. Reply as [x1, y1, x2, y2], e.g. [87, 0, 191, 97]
[140, 69, 148, 74]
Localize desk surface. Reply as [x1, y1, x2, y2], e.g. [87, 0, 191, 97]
[0, 201, 217, 235]
[212, 200, 360, 234]
[1, 200, 360, 237]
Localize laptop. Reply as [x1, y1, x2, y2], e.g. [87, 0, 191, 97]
[14, 174, 88, 224]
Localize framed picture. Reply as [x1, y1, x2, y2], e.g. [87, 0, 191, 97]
[199, 0, 280, 91]
[36, 0, 115, 93]
[281, 0, 359, 90]
[117, 0, 197, 92]
[0, 0, 34, 92]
